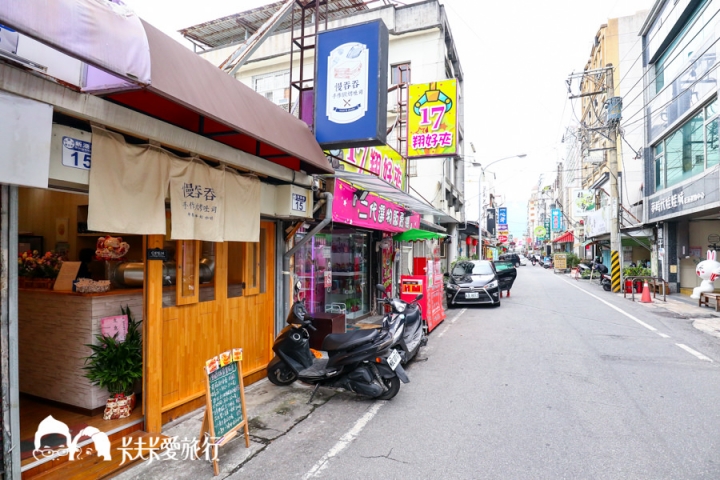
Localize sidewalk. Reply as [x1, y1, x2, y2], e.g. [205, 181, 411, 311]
[570, 273, 720, 340]
[114, 381, 338, 480]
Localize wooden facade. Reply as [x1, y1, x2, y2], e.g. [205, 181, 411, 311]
[145, 221, 276, 432]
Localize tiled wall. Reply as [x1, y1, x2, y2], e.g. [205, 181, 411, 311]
[19, 290, 143, 410]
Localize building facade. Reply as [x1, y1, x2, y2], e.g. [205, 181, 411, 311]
[183, 0, 465, 272]
[641, 0, 720, 293]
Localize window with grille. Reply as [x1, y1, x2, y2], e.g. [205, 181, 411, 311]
[253, 71, 290, 107]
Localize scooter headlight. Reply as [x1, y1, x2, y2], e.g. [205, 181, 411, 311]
[392, 299, 406, 313]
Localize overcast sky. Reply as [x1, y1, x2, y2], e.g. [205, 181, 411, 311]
[123, 0, 656, 238]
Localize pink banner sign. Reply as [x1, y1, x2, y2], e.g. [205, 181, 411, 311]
[333, 180, 420, 232]
[101, 315, 128, 341]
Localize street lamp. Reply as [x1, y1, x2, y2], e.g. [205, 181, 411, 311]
[472, 154, 527, 259]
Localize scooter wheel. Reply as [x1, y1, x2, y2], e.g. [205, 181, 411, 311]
[376, 375, 401, 400]
[603, 282, 611, 292]
[267, 357, 297, 386]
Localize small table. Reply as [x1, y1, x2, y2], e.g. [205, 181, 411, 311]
[699, 292, 720, 312]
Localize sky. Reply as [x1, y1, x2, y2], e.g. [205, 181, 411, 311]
[122, 0, 656, 238]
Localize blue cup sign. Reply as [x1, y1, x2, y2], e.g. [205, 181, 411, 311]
[61, 136, 91, 170]
[498, 207, 507, 225]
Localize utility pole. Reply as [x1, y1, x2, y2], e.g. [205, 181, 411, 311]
[606, 64, 622, 293]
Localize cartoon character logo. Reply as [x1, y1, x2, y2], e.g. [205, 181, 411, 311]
[33, 416, 111, 461]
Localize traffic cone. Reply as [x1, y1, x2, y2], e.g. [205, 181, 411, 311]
[640, 280, 652, 303]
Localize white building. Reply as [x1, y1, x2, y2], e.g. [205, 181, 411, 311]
[182, 0, 465, 267]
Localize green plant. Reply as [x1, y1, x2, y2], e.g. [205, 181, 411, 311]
[623, 266, 652, 277]
[83, 305, 142, 396]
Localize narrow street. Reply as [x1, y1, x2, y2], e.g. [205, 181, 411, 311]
[229, 266, 720, 479]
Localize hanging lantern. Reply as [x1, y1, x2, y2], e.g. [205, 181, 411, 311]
[472, 238, 478, 246]
[466, 236, 472, 246]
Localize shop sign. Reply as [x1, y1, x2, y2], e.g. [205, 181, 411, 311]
[498, 234, 508, 243]
[647, 168, 720, 221]
[147, 248, 169, 261]
[486, 208, 496, 236]
[551, 208, 563, 232]
[585, 207, 609, 237]
[571, 189, 596, 217]
[314, 20, 389, 149]
[170, 159, 224, 242]
[332, 180, 420, 232]
[534, 225, 546, 238]
[498, 207, 507, 225]
[407, 79, 457, 157]
[336, 145, 407, 191]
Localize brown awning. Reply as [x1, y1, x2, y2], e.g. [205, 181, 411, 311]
[1, 1, 331, 174]
[103, 21, 332, 174]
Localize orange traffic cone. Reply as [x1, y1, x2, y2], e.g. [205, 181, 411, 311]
[640, 280, 652, 303]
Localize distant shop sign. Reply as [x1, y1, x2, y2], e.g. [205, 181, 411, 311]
[647, 168, 720, 221]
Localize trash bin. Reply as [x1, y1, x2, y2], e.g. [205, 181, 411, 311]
[306, 312, 346, 350]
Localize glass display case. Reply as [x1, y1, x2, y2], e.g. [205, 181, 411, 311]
[294, 228, 370, 320]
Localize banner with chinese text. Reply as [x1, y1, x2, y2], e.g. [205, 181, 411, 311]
[332, 180, 420, 232]
[407, 79, 457, 157]
[338, 146, 407, 191]
[170, 159, 224, 242]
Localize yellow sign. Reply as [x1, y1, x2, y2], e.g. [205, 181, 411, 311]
[554, 254, 567, 270]
[339, 145, 407, 191]
[407, 79, 457, 157]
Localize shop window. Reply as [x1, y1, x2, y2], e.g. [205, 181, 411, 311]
[177, 240, 199, 306]
[227, 230, 267, 299]
[227, 242, 245, 299]
[199, 242, 216, 303]
[391, 63, 410, 85]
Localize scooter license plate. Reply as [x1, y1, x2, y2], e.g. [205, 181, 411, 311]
[387, 349, 401, 371]
[465, 292, 479, 299]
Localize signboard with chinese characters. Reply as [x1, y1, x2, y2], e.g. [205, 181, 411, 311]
[498, 207, 507, 225]
[338, 145, 407, 191]
[544, 219, 551, 239]
[314, 20, 389, 149]
[551, 208, 562, 232]
[497, 223, 509, 235]
[486, 208, 496, 236]
[201, 349, 249, 476]
[170, 159, 223, 242]
[498, 234, 508, 243]
[101, 315, 128, 342]
[647, 168, 720, 221]
[407, 79, 457, 157]
[332, 180, 420, 232]
[571, 189, 596, 217]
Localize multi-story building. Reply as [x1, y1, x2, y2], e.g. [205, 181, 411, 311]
[567, 10, 649, 266]
[181, 0, 465, 272]
[640, 0, 720, 294]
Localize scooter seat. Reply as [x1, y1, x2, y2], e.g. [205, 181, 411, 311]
[322, 328, 378, 352]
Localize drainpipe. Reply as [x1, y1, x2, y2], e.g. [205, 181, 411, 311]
[282, 192, 333, 319]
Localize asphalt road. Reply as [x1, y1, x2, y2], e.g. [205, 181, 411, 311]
[232, 265, 720, 479]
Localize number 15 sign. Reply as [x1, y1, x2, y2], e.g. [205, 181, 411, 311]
[407, 79, 457, 158]
[61, 136, 92, 170]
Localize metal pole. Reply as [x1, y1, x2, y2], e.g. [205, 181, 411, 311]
[478, 169, 483, 259]
[607, 64, 621, 292]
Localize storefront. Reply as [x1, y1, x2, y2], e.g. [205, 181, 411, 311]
[293, 179, 422, 322]
[0, 3, 333, 477]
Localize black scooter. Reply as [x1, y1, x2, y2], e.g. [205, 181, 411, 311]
[267, 282, 409, 401]
[376, 284, 427, 364]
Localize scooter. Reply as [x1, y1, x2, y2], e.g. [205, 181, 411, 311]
[376, 284, 427, 365]
[591, 262, 612, 291]
[267, 282, 409, 402]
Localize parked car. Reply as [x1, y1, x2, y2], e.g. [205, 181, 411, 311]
[445, 260, 516, 308]
[492, 260, 518, 292]
[518, 255, 528, 266]
[499, 253, 521, 268]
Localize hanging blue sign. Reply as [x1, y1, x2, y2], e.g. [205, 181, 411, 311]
[314, 20, 389, 150]
[551, 208, 563, 232]
[498, 207, 507, 225]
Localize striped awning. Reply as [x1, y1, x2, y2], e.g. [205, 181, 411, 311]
[553, 231, 574, 243]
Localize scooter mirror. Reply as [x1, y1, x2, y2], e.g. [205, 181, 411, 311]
[415, 293, 423, 301]
[295, 280, 302, 291]
[376, 284, 386, 293]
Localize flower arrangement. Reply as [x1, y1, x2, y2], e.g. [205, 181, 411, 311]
[18, 250, 63, 279]
[95, 236, 129, 260]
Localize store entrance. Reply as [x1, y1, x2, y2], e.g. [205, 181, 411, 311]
[17, 187, 147, 477]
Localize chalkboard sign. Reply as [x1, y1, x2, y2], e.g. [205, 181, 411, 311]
[208, 362, 243, 438]
[199, 349, 250, 476]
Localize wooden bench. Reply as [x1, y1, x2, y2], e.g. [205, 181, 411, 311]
[699, 292, 720, 311]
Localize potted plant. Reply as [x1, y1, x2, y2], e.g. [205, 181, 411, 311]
[83, 305, 142, 420]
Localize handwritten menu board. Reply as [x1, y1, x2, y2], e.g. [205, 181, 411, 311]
[200, 348, 249, 476]
[208, 362, 243, 438]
